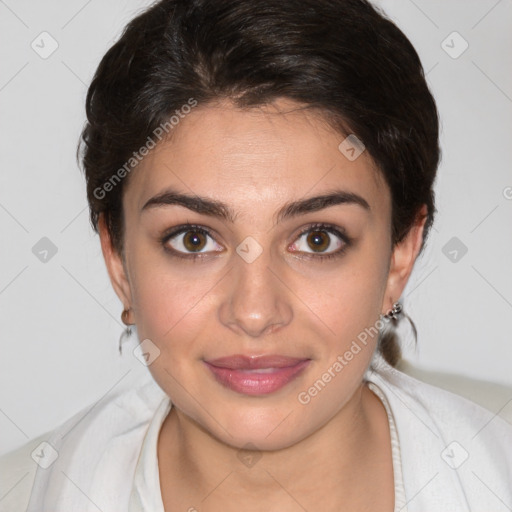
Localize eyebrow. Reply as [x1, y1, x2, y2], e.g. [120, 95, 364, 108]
[141, 187, 370, 224]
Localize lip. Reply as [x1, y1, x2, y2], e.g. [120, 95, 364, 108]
[204, 354, 311, 395]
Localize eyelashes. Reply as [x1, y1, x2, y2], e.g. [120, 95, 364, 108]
[290, 222, 350, 261]
[159, 222, 352, 262]
[161, 224, 222, 260]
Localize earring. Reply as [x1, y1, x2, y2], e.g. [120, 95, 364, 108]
[121, 308, 131, 326]
[118, 308, 134, 355]
[382, 301, 403, 321]
[380, 300, 418, 346]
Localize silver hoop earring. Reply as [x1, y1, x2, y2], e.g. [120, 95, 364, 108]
[119, 308, 134, 355]
[118, 326, 133, 355]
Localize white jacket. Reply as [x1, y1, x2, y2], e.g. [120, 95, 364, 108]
[1, 351, 512, 511]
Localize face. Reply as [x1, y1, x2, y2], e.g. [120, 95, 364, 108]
[101, 98, 424, 450]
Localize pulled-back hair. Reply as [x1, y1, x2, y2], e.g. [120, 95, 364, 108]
[78, 0, 440, 366]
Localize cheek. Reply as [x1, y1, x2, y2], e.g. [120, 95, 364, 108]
[290, 254, 389, 420]
[131, 264, 217, 344]
[125, 227, 218, 332]
[129, 262, 217, 400]
[301, 253, 389, 346]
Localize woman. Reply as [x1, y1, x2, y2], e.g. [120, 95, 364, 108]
[2, 0, 511, 510]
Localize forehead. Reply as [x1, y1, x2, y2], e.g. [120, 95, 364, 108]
[125, 98, 389, 219]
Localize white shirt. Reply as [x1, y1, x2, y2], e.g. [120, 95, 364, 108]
[2, 350, 512, 511]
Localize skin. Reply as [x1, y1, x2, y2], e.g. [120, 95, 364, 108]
[99, 98, 427, 511]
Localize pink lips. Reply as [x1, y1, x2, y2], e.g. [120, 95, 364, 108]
[204, 355, 310, 395]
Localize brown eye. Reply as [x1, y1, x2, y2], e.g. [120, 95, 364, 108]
[290, 224, 347, 258]
[183, 231, 207, 252]
[306, 230, 330, 252]
[163, 226, 223, 257]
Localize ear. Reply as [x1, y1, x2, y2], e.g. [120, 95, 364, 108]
[98, 213, 133, 320]
[381, 204, 428, 315]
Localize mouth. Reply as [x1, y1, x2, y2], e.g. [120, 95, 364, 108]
[203, 354, 311, 396]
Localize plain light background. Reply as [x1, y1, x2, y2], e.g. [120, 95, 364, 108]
[0, 0, 511, 456]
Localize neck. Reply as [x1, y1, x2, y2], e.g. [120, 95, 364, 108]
[158, 383, 393, 512]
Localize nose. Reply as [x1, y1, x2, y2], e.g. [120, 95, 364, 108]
[218, 246, 293, 338]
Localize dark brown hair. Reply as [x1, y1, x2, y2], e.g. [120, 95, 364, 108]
[78, 0, 440, 366]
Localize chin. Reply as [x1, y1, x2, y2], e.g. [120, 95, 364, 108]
[200, 405, 312, 452]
